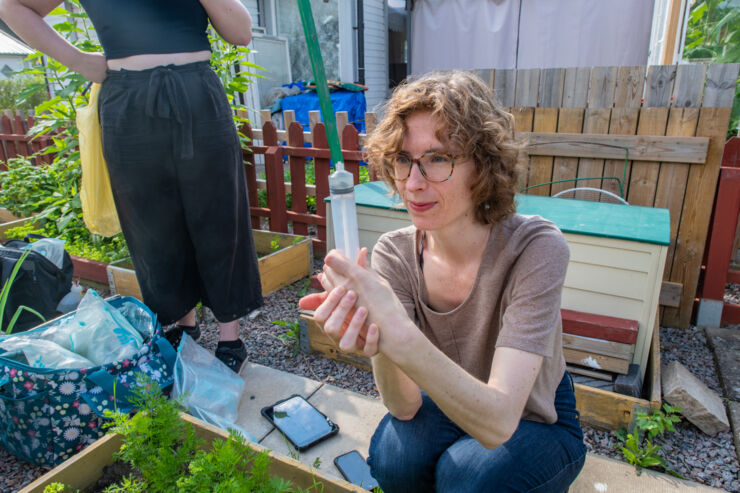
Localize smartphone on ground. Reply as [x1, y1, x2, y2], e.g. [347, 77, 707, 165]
[334, 450, 379, 491]
[260, 394, 338, 451]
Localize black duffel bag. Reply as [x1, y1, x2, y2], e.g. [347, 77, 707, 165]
[0, 235, 74, 333]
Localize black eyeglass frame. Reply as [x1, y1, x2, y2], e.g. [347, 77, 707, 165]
[383, 151, 460, 183]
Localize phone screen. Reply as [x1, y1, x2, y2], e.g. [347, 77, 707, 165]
[270, 396, 335, 449]
[334, 450, 379, 490]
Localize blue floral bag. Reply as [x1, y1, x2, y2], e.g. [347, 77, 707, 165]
[0, 296, 176, 466]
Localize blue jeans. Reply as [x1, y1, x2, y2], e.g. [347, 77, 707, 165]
[368, 372, 586, 493]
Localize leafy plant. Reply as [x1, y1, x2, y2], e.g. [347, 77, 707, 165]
[96, 376, 320, 492]
[271, 234, 282, 252]
[682, 0, 740, 137]
[0, 76, 48, 111]
[273, 319, 301, 355]
[615, 403, 684, 478]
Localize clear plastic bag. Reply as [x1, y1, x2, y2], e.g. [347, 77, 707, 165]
[0, 337, 93, 369]
[173, 334, 254, 441]
[29, 238, 66, 269]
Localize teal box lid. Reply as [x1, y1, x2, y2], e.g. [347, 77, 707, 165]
[341, 182, 670, 246]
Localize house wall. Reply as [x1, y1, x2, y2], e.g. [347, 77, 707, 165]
[0, 55, 26, 79]
[362, 0, 388, 112]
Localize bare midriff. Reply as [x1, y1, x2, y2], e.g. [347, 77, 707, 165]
[106, 50, 211, 71]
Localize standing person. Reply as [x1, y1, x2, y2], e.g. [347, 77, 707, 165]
[0, 0, 263, 372]
[301, 71, 587, 491]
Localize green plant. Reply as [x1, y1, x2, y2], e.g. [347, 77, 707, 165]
[683, 0, 740, 137]
[273, 319, 301, 355]
[97, 376, 319, 492]
[615, 404, 684, 478]
[297, 278, 311, 297]
[0, 248, 46, 334]
[271, 234, 282, 252]
[312, 456, 322, 469]
[0, 76, 48, 111]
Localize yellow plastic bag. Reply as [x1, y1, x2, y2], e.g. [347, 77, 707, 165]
[77, 83, 121, 236]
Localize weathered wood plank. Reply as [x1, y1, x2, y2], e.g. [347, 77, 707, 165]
[626, 107, 669, 207]
[539, 68, 565, 107]
[653, 108, 699, 283]
[474, 68, 494, 89]
[563, 348, 630, 374]
[283, 109, 296, 128]
[308, 110, 322, 131]
[525, 108, 558, 196]
[663, 107, 733, 328]
[567, 365, 614, 382]
[644, 65, 677, 107]
[575, 108, 611, 199]
[561, 309, 639, 345]
[562, 67, 590, 108]
[512, 107, 535, 190]
[493, 68, 516, 107]
[672, 64, 707, 108]
[336, 111, 349, 141]
[703, 63, 740, 107]
[525, 132, 708, 164]
[600, 108, 639, 200]
[515, 68, 540, 107]
[659, 281, 683, 308]
[588, 66, 618, 108]
[550, 108, 584, 196]
[563, 333, 635, 360]
[614, 66, 645, 108]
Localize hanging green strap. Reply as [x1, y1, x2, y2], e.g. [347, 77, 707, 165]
[297, 0, 344, 167]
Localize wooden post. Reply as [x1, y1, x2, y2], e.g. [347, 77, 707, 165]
[313, 123, 331, 252]
[527, 108, 558, 195]
[241, 125, 261, 228]
[342, 124, 360, 184]
[263, 121, 288, 233]
[288, 121, 308, 236]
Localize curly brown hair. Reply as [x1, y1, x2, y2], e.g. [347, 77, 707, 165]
[365, 70, 525, 224]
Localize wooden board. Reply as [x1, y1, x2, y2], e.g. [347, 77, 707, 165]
[512, 107, 535, 190]
[301, 312, 371, 371]
[653, 107, 699, 284]
[562, 333, 635, 360]
[20, 415, 364, 493]
[561, 309, 638, 344]
[575, 108, 611, 199]
[493, 68, 516, 107]
[644, 65, 676, 107]
[525, 131, 708, 164]
[539, 68, 565, 108]
[562, 67, 590, 108]
[663, 107, 733, 328]
[702, 63, 740, 108]
[600, 108, 639, 199]
[672, 64, 707, 108]
[659, 281, 682, 308]
[626, 107, 669, 207]
[588, 66, 618, 108]
[567, 364, 614, 382]
[550, 108, 584, 196]
[563, 348, 630, 374]
[614, 66, 645, 108]
[526, 108, 558, 195]
[514, 68, 540, 107]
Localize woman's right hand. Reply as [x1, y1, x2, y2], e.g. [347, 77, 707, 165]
[76, 52, 107, 83]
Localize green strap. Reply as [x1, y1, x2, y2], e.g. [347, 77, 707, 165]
[297, 0, 344, 167]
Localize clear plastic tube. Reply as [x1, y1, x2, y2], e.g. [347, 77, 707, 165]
[329, 165, 359, 261]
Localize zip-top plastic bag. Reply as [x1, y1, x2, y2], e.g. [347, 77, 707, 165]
[173, 334, 254, 441]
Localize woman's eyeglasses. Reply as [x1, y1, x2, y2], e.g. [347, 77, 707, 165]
[384, 151, 460, 182]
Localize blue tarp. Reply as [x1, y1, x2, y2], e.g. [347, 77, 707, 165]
[279, 90, 367, 134]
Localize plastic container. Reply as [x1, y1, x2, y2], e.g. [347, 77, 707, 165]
[329, 165, 359, 261]
[56, 280, 83, 314]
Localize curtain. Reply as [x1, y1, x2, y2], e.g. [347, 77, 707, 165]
[410, 0, 655, 75]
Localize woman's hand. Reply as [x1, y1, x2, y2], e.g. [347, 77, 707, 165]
[75, 52, 107, 83]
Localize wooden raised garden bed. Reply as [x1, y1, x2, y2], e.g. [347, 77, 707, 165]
[19, 413, 363, 493]
[299, 310, 661, 431]
[107, 230, 312, 299]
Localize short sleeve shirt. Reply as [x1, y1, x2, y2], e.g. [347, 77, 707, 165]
[371, 214, 569, 424]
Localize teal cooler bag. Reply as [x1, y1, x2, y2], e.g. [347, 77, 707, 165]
[0, 296, 176, 466]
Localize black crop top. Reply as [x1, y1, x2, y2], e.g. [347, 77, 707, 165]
[78, 0, 211, 60]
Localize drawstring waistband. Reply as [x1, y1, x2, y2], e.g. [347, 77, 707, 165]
[145, 66, 193, 160]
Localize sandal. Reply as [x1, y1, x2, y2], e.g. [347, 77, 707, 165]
[164, 324, 201, 348]
[215, 339, 247, 373]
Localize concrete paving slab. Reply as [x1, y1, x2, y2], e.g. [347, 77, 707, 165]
[728, 401, 740, 461]
[705, 328, 740, 401]
[236, 362, 323, 441]
[571, 454, 720, 492]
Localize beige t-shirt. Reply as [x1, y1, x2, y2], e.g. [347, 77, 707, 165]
[371, 214, 568, 424]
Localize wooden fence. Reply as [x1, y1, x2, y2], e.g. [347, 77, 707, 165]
[247, 63, 739, 330]
[0, 110, 52, 167]
[0, 63, 737, 329]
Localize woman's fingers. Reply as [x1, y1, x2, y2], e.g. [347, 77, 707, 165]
[298, 291, 327, 310]
[339, 305, 368, 352]
[313, 285, 346, 324]
[322, 289, 357, 340]
[363, 323, 380, 357]
[357, 247, 369, 268]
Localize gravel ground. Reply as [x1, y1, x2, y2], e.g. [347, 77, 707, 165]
[1, 269, 739, 492]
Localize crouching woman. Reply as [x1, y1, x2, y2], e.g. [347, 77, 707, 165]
[301, 70, 586, 493]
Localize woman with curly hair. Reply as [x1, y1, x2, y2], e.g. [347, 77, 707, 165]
[301, 70, 586, 492]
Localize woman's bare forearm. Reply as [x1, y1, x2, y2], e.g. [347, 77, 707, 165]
[200, 0, 252, 46]
[0, 0, 106, 81]
[371, 352, 422, 420]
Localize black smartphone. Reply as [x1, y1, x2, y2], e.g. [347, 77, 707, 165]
[333, 450, 379, 491]
[260, 394, 338, 451]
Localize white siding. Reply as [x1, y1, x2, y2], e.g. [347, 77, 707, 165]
[363, 1, 388, 112]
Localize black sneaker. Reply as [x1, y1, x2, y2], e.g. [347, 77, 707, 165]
[215, 339, 247, 373]
[164, 324, 201, 348]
